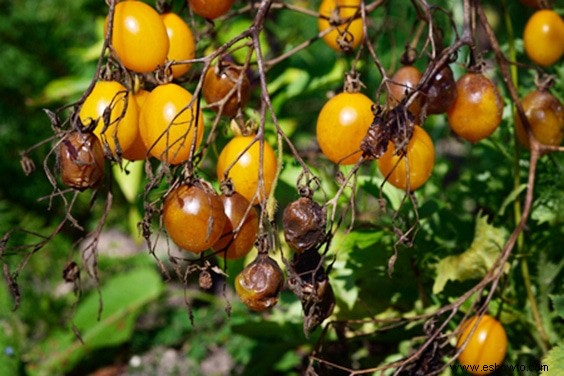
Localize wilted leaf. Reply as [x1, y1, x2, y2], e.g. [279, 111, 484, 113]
[432, 213, 508, 294]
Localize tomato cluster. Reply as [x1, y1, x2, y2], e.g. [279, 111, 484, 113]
[52, 0, 563, 346]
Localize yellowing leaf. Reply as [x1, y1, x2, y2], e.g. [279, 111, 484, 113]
[432, 213, 508, 294]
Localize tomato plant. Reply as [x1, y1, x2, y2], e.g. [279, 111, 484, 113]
[7, 1, 564, 375]
[456, 314, 508, 375]
[316, 91, 374, 165]
[108, 1, 169, 73]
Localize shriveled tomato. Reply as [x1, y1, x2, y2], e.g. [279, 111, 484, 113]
[79, 80, 138, 158]
[377, 126, 434, 191]
[456, 314, 507, 375]
[523, 10, 564, 67]
[212, 192, 259, 260]
[108, 1, 169, 73]
[216, 135, 277, 205]
[316, 92, 374, 165]
[424, 64, 457, 115]
[139, 83, 205, 165]
[163, 182, 227, 254]
[188, 0, 235, 20]
[514, 89, 563, 148]
[318, 0, 364, 52]
[161, 12, 195, 78]
[447, 73, 503, 143]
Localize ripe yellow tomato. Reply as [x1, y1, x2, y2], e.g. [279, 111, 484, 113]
[139, 83, 204, 165]
[377, 126, 434, 191]
[456, 315, 507, 375]
[122, 89, 150, 161]
[161, 12, 195, 79]
[447, 73, 503, 143]
[108, 1, 169, 73]
[318, 0, 364, 52]
[523, 10, 564, 67]
[79, 81, 138, 158]
[163, 183, 227, 254]
[216, 136, 277, 205]
[316, 92, 374, 165]
[514, 90, 563, 148]
[188, 0, 235, 20]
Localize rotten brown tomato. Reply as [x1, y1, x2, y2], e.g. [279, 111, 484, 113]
[282, 196, 326, 253]
[235, 252, 284, 311]
[59, 131, 105, 191]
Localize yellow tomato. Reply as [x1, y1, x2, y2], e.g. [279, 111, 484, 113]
[216, 136, 277, 205]
[161, 12, 196, 78]
[139, 83, 204, 165]
[318, 0, 364, 52]
[377, 126, 434, 191]
[79, 81, 138, 158]
[108, 1, 169, 73]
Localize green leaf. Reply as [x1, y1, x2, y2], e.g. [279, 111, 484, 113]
[35, 76, 91, 105]
[432, 213, 508, 294]
[550, 294, 564, 320]
[27, 267, 164, 376]
[541, 343, 564, 376]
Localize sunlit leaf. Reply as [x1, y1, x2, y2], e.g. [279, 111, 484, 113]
[432, 213, 508, 294]
[541, 343, 564, 376]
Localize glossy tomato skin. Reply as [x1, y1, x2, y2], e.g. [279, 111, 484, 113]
[456, 315, 508, 375]
[163, 183, 227, 254]
[212, 192, 259, 260]
[318, 0, 364, 52]
[387, 65, 423, 117]
[122, 89, 150, 161]
[377, 126, 434, 191]
[188, 0, 235, 20]
[203, 63, 251, 117]
[316, 92, 374, 165]
[424, 65, 457, 115]
[79, 81, 138, 158]
[59, 131, 105, 191]
[161, 12, 195, 78]
[109, 1, 169, 73]
[216, 136, 277, 205]
[447, 73, 503, 143]
[139, 83, 204, 165]
[524, 10, 564, 67]
[515, 90, 564, 148]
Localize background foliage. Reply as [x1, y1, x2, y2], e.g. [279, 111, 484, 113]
[0, 0, 563, 375]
